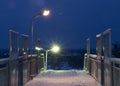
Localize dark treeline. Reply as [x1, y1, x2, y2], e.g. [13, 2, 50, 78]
[112, 42, 120, 58]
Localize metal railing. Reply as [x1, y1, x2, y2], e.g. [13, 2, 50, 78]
[88, 54, 104, 85]
[0, 58, 9, 86]
[84, 53, 120, 86]
[111, 58, 120, 86]
[84, 29, 114, 86]
[0, 54, 44, 86]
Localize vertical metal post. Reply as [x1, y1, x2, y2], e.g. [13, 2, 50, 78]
[96, 33, 102, 83]
[87, 38, 90, 58]
[103, 29, 112, 86]
[9, 30, 19, 86]
[96, 34, 102, 59]
[31, 20, 34, 54]
[84, 53, 87, 70]
[36, 39, 41, 73]
[22, 34, 29, 85]
[9, 30, 12, 86]
[45, 51, 48, 70]
[87, 38, 90, 72]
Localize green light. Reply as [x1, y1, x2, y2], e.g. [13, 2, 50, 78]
[51, 45, 60, 53]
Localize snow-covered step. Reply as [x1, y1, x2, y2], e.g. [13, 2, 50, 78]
[25, 70, 101, 86]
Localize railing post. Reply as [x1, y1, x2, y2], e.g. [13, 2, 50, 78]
[18, 57, 23, 86]
[96, 33, 103, 85]
[88, 38, 91, 73]
[103, 29, 112, 86]
[22, 34, 29, 85]
[9, 30, 19, 86]
[84, 53, 88, 71]
[85, 38, 90, 72]
[36, 39, 41, 73]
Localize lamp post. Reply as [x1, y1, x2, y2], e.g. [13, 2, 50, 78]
[31, 9, 50, 54]
[45, 45, 60, 70]
[35, 44, 60, 70]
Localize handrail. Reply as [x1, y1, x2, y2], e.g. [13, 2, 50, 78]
[0, 58, 9, 62]
[0, 54, 37, 62]
[89, 54, 97, 59]
[84, 53, 120, 86]
[0, 66, 8, 71]
[0, 54, 43, 86]
[111, 58, 120, 64]
[110, 57, 120, 86]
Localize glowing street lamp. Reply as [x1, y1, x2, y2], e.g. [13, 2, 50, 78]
[42, 10, 50, 16]
[31, 9, 50, 54]
[45, 45, 60, 70]
[35, 44, 60, 70]
[51, 45, 60, 53]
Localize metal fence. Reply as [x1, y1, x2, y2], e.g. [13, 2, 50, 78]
[0, 30, 44, 86]
[0, 58, 9, 86]
[86, 54, 120, 86]
[111, 58, 120, 86]
[89, 54, 98, 80]
[88, 54, 104, 85]
[0, 55, 41, 86]
[84, 29, 120, 86]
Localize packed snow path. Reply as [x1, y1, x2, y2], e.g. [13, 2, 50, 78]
[25, 70, 101, 86]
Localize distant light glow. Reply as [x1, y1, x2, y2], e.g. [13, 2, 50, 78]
[42, 10, 50, 16]
[23, 52, 26, 54]
[35, 46, 42, 51]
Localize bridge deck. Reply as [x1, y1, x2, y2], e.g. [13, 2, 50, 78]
[25, 70, 101, 86]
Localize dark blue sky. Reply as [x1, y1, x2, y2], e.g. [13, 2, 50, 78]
[0, 0, 120, 49]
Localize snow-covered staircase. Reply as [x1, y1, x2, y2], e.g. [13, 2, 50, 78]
[25, 70, 101, 86]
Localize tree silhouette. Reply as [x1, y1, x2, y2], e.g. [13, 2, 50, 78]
[113, 42, 120, 58]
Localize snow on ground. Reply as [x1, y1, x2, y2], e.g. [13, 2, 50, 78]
[25, 70, 101, 86]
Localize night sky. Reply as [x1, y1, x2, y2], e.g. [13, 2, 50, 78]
[0, 0, 120, 49]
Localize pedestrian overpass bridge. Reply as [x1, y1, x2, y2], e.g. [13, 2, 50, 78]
[0, 29, 120, 86]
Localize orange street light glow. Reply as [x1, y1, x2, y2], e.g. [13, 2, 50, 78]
[42, 10, 50, 16]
